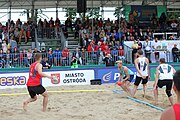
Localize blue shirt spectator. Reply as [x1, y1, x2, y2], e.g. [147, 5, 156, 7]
[53, 47, 62, 60]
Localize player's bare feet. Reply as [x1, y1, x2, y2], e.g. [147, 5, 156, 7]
[42, 108, 46, 112]
[23, 102, 28, 111]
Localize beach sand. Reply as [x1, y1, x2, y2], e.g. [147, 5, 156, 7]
[0, 82, 172, 120]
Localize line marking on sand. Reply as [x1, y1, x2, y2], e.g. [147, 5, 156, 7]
[112, 90, 164, 112]
[0, 89, 105, 96]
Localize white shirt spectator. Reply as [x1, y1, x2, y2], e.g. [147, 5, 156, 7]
[2, 41, 7, 53]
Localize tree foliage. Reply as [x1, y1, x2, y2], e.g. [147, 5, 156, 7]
[64, 8, 77, 20]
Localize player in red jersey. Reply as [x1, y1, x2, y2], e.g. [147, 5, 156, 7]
[161, 70, 180, 120]
[23, 53, 54, 112]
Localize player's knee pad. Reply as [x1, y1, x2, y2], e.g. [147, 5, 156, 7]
[166, 90, 172, 97]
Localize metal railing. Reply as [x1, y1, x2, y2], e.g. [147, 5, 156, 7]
[0, 51, 124, 68]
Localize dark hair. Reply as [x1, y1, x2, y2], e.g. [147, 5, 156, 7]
[34, 53, 42, 61]
[137, 50, 143, 55]
[173, 70, 180, 92]
[159, 58, 165, 63]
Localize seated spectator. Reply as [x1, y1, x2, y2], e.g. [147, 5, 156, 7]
[27, 49, 33, 64]
[41, 56, 52, 69]
[62, 47, 70, 66]
[65, 17, 72, 31]
[53, 47, 62, 66]
[172, 44, 180, 62]
[19, 28, 27, 44]
[33, 48, 40, 54]
[103, 54, 115, 67]
[73, 47, 82, 65]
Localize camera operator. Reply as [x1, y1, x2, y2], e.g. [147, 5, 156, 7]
[71, 56, 79, 68]
[41, 56, 52, 69]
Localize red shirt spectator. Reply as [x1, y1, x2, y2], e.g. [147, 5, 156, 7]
[87, 42, 95, 52]
[103, 46, 110, 56]
[118, 46, 124, 56]
[62, 47, 70, 57]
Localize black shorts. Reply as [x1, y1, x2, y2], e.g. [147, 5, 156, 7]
[123, 75, 134, 82]
[157, 80, 173, 90]
[134, 76, 148, 86]
[27, 85, 46, 98]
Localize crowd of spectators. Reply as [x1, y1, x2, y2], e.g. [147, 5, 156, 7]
[0, 12, 180, 68]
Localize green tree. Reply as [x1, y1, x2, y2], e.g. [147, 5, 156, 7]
[64, 8, 77, 20]
[114, 7, 125, 19]
[86, 7, 102, 18]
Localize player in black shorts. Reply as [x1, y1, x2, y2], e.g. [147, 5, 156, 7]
[153, 58, 176, 105]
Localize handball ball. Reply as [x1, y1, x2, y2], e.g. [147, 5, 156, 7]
[117, 81, 122, 86]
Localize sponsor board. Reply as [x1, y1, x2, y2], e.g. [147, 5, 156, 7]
[42, 70, 95, 86]
[97, 67, 137, 84]
[0, 73, 28, 89]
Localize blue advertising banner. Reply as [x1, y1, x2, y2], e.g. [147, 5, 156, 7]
[97, 67, 137, 84]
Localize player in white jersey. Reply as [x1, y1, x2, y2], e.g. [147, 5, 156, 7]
[132, 50, 150, 98]
[153, 58, 176, 105]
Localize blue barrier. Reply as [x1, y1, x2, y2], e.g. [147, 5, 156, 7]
[113, 90, 164, 112]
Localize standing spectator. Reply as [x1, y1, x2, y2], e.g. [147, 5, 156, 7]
[132, 40, 138, 63]
[33, 48, 40, 54]
[143, 39, 152, 63]
[118, 46, 125, 61]
[137, 39, 142, 50]
[73, 47, 82, 65]
[71, 56, 79, 68]
[62, 47, 70, 66]
[81, 47, 87, 65]
[111, 47, 119, 62]
[97, 47, 104, 65]
[19, 28, 27, 44]
[172, 44, 180, 62]
[53, 47, 62, 66]
[27, 49, 33, 64]
[10, 36, 17, 52]
[14, 27, 20, 41]
[21, 49, 29, 67]
[41, 48, 47, 58]
[2, 41, 7, 53]
[48, 48, 53, 64]
[6, 50, 12, 68]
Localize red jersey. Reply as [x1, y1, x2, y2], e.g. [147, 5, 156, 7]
[173, 104, 180, 120]
[27, 62, 42, 86]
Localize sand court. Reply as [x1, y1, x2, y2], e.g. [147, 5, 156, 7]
[0, 82, 169, 120]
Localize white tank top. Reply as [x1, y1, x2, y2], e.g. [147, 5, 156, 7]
[158, 64, 174, 80]
[136, 57, 148, 77]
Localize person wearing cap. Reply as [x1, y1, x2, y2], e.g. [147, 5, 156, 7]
[116, 60, 134, 95]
